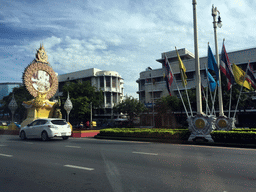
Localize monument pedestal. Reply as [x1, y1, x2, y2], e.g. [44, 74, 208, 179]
[188, 114, 216, 142]
[215, 116, 236, 131]
[21, 100, 57, 127]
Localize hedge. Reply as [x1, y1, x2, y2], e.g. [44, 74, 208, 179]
[99, 128, 256, 144]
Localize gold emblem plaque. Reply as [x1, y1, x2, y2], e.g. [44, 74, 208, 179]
[195, 118, 206, 129]
[218, 119, 227, 128]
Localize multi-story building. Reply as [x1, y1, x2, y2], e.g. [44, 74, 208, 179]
[58, 68, 124, 120]
[0, 82, 22, 101]
[137, 47, 256, 127]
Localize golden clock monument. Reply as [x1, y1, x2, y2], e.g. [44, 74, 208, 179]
[21, 44, 61, 127]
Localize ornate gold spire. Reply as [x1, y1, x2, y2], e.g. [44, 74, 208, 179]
[36, 44, 49, 63]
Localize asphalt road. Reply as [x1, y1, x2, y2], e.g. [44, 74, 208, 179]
[0, 135, 256, 192]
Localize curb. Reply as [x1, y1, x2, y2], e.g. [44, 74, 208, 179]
[94, 135, 256, 149]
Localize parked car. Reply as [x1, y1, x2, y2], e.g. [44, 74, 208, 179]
[19, 118, 72, 141]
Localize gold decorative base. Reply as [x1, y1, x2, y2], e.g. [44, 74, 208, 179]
[21, 99, 61, 128]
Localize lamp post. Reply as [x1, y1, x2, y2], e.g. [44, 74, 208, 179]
[212, 5, 223, 116]
[64, 92, 73, 123]
[90, 102, 92, 129]
[8, 94, 18, 130]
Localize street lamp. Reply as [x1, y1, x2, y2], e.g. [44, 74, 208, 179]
[8, 94, 18, 130]
[212, 4, 224, 117]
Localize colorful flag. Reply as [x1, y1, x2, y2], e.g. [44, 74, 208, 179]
[220, 42, 235, 90]
[164, 57, 173, 96]
[232, 64, 251, 90]
[246, 63, 256, 89]
[208, 45, 219, 81]
[206, 69, 217, 92]
[176, 48, 187, 87]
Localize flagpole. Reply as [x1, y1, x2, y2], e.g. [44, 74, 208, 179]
[203, 63, 213, 114]
[175, 47, 194, 116]
[193, 0, 203, 115]
[233, 62, 250, 119]
[228, 86, 232, 118]
[165, 54, 189, 117]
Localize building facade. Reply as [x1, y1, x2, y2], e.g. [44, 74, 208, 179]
[137, 47, 256, 127]
[0, 82, 22, 101]
[58, 68, 124, 120]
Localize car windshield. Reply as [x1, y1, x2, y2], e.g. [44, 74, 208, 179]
[51, 120, 67, 125]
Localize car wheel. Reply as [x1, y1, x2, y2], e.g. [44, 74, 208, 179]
[41, 131, 49, 141]
[62, 136, 69, 140]
[20, 131, 26, 140]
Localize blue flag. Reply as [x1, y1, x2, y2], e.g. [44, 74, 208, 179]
[206, 69, 216, 92]
[208, 45, 219, 81]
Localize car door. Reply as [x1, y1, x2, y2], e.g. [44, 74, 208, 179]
[26, 120, 39, 137]
[34, 120, 47, 137]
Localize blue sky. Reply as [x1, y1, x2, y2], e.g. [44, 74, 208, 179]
[1, 0, 255, 98]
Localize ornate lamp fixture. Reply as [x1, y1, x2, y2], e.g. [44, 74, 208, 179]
[8, 94, 18, 123]
[64, 92, 73, 122]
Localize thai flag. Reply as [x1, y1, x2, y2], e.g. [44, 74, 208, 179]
[164, 57, 173, 96]
[220, 43, 235, 90]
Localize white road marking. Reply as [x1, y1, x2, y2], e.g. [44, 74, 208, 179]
[132, 151, 158, 156]
[65, 145, 81, 149]
[0, 144, 7, 147]
[0, 153, 13, 157]
[64, 165, 94, 171]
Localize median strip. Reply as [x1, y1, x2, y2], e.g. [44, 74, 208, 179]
[0, 153, 13, 157]
[132, 152, 158, 156]
[64, 165, 94, 171]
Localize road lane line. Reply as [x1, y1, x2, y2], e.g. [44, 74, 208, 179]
[64, 165, 94, 171]
[132, 152, 158, 156]
[0, 153, 13, 157]
[65, 145, 81, 149]
[0, 144, 7, 147]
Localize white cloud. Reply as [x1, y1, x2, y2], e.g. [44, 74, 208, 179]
[2, 0, 256, 98]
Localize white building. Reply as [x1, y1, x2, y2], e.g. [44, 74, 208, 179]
[137, 47, 256, 127]
[137, 47, 256, 103]
[58, 68, 124, 120]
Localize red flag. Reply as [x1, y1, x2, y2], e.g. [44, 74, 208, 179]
[164, 57, 173, 96]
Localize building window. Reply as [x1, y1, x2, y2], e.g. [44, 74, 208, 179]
[106, 92, 111, 104]
[112, 77, 116, 88]
[100, 76, 104, 87]
[186, 72, 194, 80]
[153, 92, 161, 99]
[113, 93, 117, 104]
[146, 78, 151, 83]
[106, 76, 110, 87]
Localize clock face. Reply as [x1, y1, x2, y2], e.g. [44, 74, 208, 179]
[23, 61, 58, 99]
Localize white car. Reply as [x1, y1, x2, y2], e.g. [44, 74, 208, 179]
[19, 118, 72, 141]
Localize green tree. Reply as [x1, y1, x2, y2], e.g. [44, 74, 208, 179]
[0, 85, 34, 122]
[60, 80, 103, 125]
[155, 95, 181, 128]
[114, 96, 145, 127]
